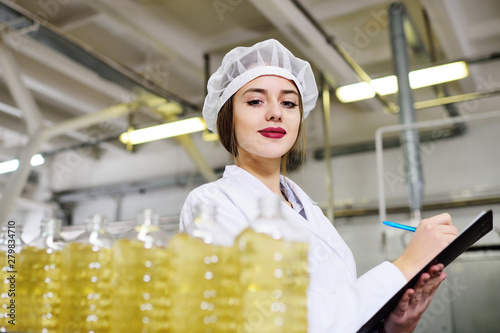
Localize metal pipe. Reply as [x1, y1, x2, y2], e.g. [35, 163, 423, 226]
[376, 109, 500, 222]
[375, 123, 387, 223]
[315, 85, 500, 160]
[389, 2, 423, 221]
[321, 75, 334, 224]
[204, 53, 210, 97]
[415, 89, 500, 109]
[313, 125, 463, 160]
[53, 167, 226, 204]
[314, 83, 500, 159]
[325, 195, 500, 219]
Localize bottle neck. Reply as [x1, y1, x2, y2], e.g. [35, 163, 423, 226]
[130, 209, 167, 247]
[85, 215, 106, 233]
[136, 209, 159, 227]
[41, 218, 62, 236]
[191, 202, 233, 246]
[32, 218, 65, 250]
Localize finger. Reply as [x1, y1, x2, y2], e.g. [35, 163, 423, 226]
[410, 273, 429, 304]
[415, 224, 458, 245]
[437, 224, 458, 235]
[423, 224, 458, 236]
[423, 271, 447, 297]
[417, 225, 458, 248]
[415, 272, 430, 288]
[422, 275, 440, 295]
[395, 288, 413, 314]
[422, 213, 452, 226]
[429, 263, 444, 277]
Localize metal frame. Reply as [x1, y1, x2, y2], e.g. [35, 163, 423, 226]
[376, 109, 500, 223]
[0, 104, 130, 225]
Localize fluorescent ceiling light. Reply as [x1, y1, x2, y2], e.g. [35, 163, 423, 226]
[0, 154, 45, 175]
[119, 117, 207, 145]
[336, 61, 469, 103]
[409, 61, 469, 89]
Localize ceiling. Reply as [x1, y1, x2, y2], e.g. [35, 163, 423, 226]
[0, 0, 499, 194]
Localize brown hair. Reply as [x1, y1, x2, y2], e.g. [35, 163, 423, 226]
[216, 95, 306, 173]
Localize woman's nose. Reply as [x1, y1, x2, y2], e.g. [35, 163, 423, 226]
[266, 102, 282, 121]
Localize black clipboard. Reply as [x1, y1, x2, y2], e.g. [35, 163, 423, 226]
[357, 210, 494, 333]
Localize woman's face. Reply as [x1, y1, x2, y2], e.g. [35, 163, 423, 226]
[233, 75, 301, 161]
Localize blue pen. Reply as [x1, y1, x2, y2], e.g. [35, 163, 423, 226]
[383, 221, 417, 232]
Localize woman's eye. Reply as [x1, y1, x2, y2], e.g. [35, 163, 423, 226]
[282, 101, 298, 108]
[247, 100, 262, 106]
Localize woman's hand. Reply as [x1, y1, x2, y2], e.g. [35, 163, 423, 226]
[393, 213, 458, 280]
[381, 264, 446, 333]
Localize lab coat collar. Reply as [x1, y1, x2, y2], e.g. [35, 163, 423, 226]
[223, 165, 338, 250]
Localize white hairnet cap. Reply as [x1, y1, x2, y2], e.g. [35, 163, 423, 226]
[202, 39, 318, 134]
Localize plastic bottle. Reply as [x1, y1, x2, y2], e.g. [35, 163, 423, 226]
[111, 209, 169, 333]
[0, 222, 25, 332]
[168, 202, 239, 332]
[61, 215, 114, 333]
[236, 196, 309, 333]
[18, 218, 66, 333]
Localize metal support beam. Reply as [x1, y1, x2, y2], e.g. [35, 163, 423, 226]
[290, 0, 397, 113]
[43, 104, 129, 139]
[0, 1, 199, 112]
[2, 30, 130, 103]
[174, 135, 218, 183]
[321, 75, 334, 224]
[0, 104, 130, 225]
[0, 131, 46, 224]
[389, 2, 423, 220]
[313, 84, 500, 160]
[0, 1, 218, 196]
[0, 35, 44, 135]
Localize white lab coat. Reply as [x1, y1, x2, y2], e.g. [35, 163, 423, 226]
[180, 165, 407, 333]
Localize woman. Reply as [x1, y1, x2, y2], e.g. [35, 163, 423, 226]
[180, 39, 458, 332]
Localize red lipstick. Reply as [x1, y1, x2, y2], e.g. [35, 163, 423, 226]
[259, 127, 286, 139]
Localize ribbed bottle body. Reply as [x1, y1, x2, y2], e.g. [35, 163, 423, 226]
[18, 246, 63, 332]
[237, 196, 309, 333]
[18, 219, 65, 333]
[111, 239, 169, 333]
[168, 233, 239, 332]
[61, 243, 113, 333]
[237, 228, 308, 333]
[61, 215, 114, 333]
